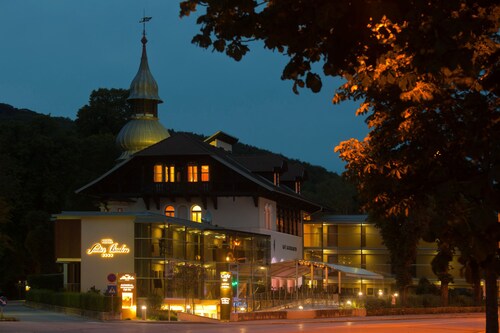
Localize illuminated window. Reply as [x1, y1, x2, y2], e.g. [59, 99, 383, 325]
[201, 165, 210, 182]
[154, 164, 163, 182]
[188, 165, 198, 182]
[165, 205, 175, 217]
[153, 164, 176, 183]
[191, 205, 202, 223]
[169, 166, 175, 183]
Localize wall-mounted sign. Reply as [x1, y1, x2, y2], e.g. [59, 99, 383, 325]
[86, 238, 130, 258]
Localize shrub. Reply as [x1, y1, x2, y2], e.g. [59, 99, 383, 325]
[365, 298, 388, 310]
[405, 294, 441, 308]
[415, 278, 439, 295]
[26, 289, 119, 312]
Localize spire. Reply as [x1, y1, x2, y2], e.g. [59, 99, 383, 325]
[128, 16, 162, 103]
[116, 16, 170, 161]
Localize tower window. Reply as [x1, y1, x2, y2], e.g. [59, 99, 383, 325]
[188, 165, 198, 182]
[165, 205, 175, 217]
[191, 205, 202, 223]
[201, 165, 210, 182]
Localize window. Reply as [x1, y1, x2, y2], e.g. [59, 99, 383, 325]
[188, 165, 198, 182]
[154, 164, 163, 182]
[201, 165, 210, 182]
[153, 164, 176, 182]
[191, 205, 202, 223]
[168, 166, 175, 183]
[165, 205, 175, 217]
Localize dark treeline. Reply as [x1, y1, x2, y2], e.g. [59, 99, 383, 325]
[0, 89, 358, 297]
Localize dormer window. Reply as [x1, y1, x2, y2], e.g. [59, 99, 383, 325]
[153, 164, 176, 183]
[295, 180, 301, 194]
[273, 172, 280, 186]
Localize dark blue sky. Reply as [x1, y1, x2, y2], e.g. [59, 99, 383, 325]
[1, 1, 368, 173]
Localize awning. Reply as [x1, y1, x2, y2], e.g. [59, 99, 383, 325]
[270, 260, 384, 280]
[326, 262, 384, 280]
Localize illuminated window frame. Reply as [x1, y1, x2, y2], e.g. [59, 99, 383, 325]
[201, 165, 210, 182]
[191, 205, 202, 223]
[153, 164, 176, 183]
[153, 164, 163, 182]
[188, 165, 198, 182]
[165, 205, 175, 217]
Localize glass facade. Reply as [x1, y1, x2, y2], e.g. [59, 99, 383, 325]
[134, 221, 271, 301]
[304, 216, 469, 294]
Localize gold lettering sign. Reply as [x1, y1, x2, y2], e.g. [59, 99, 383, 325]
[86, 239, 130, 258]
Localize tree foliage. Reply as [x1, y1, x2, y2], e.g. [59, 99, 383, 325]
[180, 1, 499, 330]
[75, 88, 132, 136]
[0, 91, 126, 297]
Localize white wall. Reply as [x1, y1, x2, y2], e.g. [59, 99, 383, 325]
[106, 196, 303, 263]
[268, 231, 303, 262]
[80, 216, 135, 293]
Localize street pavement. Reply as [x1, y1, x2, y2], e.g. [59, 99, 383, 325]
[0, 300, 487, 333]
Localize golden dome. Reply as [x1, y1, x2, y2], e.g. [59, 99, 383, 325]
[116, 114, 170, 160]
[116, 28, 169, 161]
[128, 35, 163, 103]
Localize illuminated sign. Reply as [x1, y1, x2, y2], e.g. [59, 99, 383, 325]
[86, 238, 130, 258]
[118, 273, 136, 311]
[220, 271, 232, 321]
[220, 272, 231, 289]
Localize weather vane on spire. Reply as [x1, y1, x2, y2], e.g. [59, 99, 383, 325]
[139, 14, 152, 37]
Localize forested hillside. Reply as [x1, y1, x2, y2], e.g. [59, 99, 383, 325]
[0, 90, 359, 297]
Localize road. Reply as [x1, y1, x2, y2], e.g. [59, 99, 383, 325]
[0, 301, 486, 333]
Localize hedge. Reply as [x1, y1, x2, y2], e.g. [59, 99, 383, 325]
[26, 289, 120, 312]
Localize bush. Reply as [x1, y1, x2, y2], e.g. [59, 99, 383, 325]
[149, 309, 177, 321]
[365, 298, 388, 310]
[450, 295, 475, 307]
[415, 278, 439, 295]
[26, 289, 120, 312]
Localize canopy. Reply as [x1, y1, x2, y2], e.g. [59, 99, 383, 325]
[270, 260, 384, 280]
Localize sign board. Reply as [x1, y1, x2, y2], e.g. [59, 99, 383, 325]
[107, 273, 117, 284]
[220, 271, 232, 321]
[106, 285, 117, 295]
[0, 296, 7, 307]
[86, 238, 130, 258]
[118, 273, 136, 309]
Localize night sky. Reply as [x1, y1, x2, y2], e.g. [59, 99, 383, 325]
[1, 0, 368, 173]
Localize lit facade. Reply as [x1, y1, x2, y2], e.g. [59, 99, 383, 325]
[304, 214, 468, 295]
[54, 27, 320, 318]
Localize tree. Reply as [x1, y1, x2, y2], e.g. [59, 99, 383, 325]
[180, 1, 499, 331]
[75, 88, 132, 136]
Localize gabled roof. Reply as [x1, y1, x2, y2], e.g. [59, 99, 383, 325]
[233, 154, 288, 173]
[204, 130, 239, 145]
[77, 133, 321, 211]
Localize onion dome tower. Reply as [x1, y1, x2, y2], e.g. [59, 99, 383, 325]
[116, 18, 170, 161]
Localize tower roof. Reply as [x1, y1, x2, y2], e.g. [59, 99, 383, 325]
[128, 34, 163, 103]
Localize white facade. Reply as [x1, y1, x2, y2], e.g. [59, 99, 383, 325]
[107, 195, 303, 264]
[80, 216, 135, 292]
